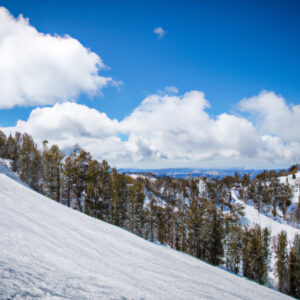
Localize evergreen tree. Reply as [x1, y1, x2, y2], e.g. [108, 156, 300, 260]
[10, 132, 22, 172]
[278, 181, 292, 220]
[288, 234, 300, 298]
[242, 225, 270, 285]
[262, 227, 271, 285]
[275, 230, 288, 293]
[207, 205, 224, 265]
[63, 151, 76, 207]
[111, 169, 129, 227]
[99, 160, 113, 222]
[225, 224, 243, 274]
[85, 159, 101, 217]
[63, 149, 91, 211]
[42, 141, 64, 201]
[6, 134, 17, 161]
[0, 130, 7, 158]
[19, 133, 42, 191]
[128, 180, 145, 236]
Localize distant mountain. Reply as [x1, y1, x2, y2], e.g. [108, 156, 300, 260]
[118, 168, 268, 179]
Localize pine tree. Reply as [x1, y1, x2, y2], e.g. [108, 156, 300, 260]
[42, 141, 64, 201]
[278, 181, 292, 220]
[6, 134, 17, 161]
[0, 130, 7, 158]
[288, 234, 300, 298]
[85, 159, 101, 217]
[242, 225, 270, 285]
[63, 149, 91, 211]
[225, 224, 243, 274]
[207, 205, 224, 265]
[19, 133, 42, 191]
[275, 230, 288, 293]
[10, 132, 22, 173]
[111, 170, 129, 227]
[63, 151, 76, 207]
[128, 180, 145, 236]
[297, 199, 300, 224]
[262, 227, 271, 285]
[73, 149, 91, 212]
[99, 160, 113, 222]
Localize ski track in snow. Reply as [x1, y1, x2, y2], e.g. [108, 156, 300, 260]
[0, 172, 294, 299]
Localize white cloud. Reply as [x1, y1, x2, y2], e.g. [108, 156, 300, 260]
[164, 86, 179, 94]
[239, 91, 300, 143]
[154, 27, 167, 39]
[0, 7, 118, 109]
[120, 91, 263, 163]
[2, 90, 300, 168]
[3, 102, 130, 163]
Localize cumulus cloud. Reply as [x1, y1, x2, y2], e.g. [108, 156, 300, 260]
[154, 26, 167, 39]
[239, 91, 300, 143]
[120, 91, 263, 163]
[0, 7, 118, 109]
[3, 102, 135, 164]
[2, 90, 300, 168]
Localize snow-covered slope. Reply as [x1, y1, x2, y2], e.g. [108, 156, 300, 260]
[0, 173, 293, 299]
[232, 190, 300, 242]
[0, 160, 24, 185]
[279, 171, 300, 204]
[232, 189, 300, 288]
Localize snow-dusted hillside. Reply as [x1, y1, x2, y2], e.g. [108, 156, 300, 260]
[232, 188, 300, 288]
[0, 171, 294, 299]
[232, 190, 300, 242]
[279, 171, 300, 205]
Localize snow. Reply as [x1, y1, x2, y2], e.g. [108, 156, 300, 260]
[278, 172, 300, 204]
[232, 190, 300, 243]
[128, 174, 145, 180]
[0, 172, 294, 299]
[0, 160, 24, 185]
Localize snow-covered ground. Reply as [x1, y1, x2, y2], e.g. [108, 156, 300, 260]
[232, 190, 300, 242]
[0, 171, 294, 299]
[0, 159, 24, 185]
[279, 171, 300, 204]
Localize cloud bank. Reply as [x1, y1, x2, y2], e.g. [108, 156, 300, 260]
[0, 7, 117, 109]
[3, 91, 300, 168]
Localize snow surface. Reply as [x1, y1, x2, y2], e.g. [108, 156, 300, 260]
[279, 171, 300, 204]
[0, 172, 294, 299]
[0, 160, 24, 185]
[232, 190, 300, 243]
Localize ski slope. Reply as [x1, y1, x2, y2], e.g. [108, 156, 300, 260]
[0, 172, 293, 300]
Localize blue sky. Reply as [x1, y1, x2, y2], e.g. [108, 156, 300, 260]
[0, 1, 300, 168]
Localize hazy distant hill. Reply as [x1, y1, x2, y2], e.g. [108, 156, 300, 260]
[119, 168, 267, 179]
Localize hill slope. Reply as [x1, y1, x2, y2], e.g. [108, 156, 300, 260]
[0, 172, 293, 299]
